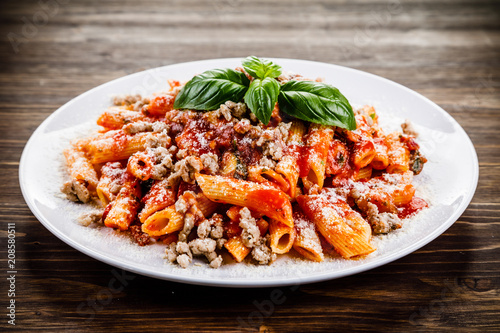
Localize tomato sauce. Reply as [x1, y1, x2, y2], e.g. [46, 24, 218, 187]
[398, 197, 428, 219]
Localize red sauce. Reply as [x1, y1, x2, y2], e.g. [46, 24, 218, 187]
[224, 219, 242, 239]
[286, 145, 308, 178]
[398, 197, 428, 219]
[148, 94, 175, 114]
[177, 181, 201, 196]
[175, 117, 214, 155]
[248, 188, 292, 225]
[326, 140, 349, 175]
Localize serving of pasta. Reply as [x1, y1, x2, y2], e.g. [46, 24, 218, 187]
[61, 59, 428, 269]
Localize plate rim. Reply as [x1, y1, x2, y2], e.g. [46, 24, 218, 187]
[19, 57, 479, 287]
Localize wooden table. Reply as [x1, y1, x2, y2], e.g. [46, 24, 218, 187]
[1, 0, 499, 331]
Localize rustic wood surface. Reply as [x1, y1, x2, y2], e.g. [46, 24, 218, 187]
[1, 0, 499, 331]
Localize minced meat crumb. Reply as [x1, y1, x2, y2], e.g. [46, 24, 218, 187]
[224, 101, 247, 118]
[401, 119, 419, 137]
[258, 156, 277, 169]
[239, 207, 260, 248]
[365, 202, 402, 234]
[251, 236, 276, 265]
[61, 180, 91, 203]
[129, 225, 151, 246]
[168, 156, 203, 184]
[255, 122, 291, 161]
[165, 212, 225, 269]
[200, 153, 219, 175]
[78, 211, 102, 226]
[234, 118, 252, 134]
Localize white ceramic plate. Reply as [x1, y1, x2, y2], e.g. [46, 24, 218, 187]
[19, 58, 478, 287]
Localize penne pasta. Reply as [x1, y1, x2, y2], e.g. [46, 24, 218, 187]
[224, 236, 252, 262]
[139, 179, 177, 223]
[293, 211, 324, 262]
[97, 106, 150, 130]
[303, 124, 334, 189]
[297, 194, 375, 258]
[352, 139, 376, 169]
[63, 147, 99, 191]
[195, 174, 294, 227]
[248, 165, 290, 193]
[104, 172, 141, 230]
[386, 132, 410, 173]
[96, 162, 125, 206]
[141, 205, 184, 236]
[269, 220, 296, 254]
[87, 130, 171, 164]
[371, 138, 389, 170]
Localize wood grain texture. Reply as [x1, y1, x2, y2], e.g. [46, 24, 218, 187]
[1, 0, 499, 331]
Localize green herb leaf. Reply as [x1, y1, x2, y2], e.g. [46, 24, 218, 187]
[173, 68, 250, 110]
[242, 56, 282, 80]
[278, 80, 356, 130]
[244, 77, 280, 125]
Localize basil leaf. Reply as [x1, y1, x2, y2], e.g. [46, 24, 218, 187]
[244, 77, 280, 125]
[278, 80, 356, 130]
[173, 68, 250, 110]
[242, 56, 282, 80]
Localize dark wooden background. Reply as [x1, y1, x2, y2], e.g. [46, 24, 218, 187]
[1, 0, 499, 332]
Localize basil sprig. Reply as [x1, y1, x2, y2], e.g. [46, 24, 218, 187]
[173, 56, 356, 130]
[244, 77, 280, 125]
[173, 68, 249, 110]
[278, 80, 356, 130]
[242, 56, 282, 80]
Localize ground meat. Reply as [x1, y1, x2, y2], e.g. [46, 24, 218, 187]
[179, 212, 196, 242]
[174, 192, 190, 214]
[251, 236, 276, 265]
[365, 202, 402, 234]
[234, 118, 252, 134]
[189, 227, 223, 268]
[208, 255, 223, 268]
[148, 147, 174, 180]
[112, 94, 150, 111]
[166, 212, 225, 268]
[189, 238, 216, 255]
[129, 224, 151, 246]
[175, 241, 193, 268]
[123, 121, 152, 134]
[168, 156, 204, 184]
[249, 112, 258, 123]
[275, 122, 291, 143]
[77, 211, 102, 226]
[113, 94, 141, 106]
[255, 122, 291, 161]
[239, 207, 260, 248]
[370, 213, 402, 234]
[216, 238, 226, 250]
[409, 150, 427, 175]
[145, 131, 170, 149]
[151, 121, 169, 133]
[209, 215, 224, 239]
[224, 101, 247, 118]
[219, 103, 233, 121]
[175, 191, 205, 243]
[401, 119, 419, 137]
[122, 121, 169, 135]
[61, 180, 91, 203]
[197, 219, 212, 238]
[276, 72, 303, 84]
[258, 156, 277, 169]
[166, 243, 178, 263]
[200, 153, 219, 174]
